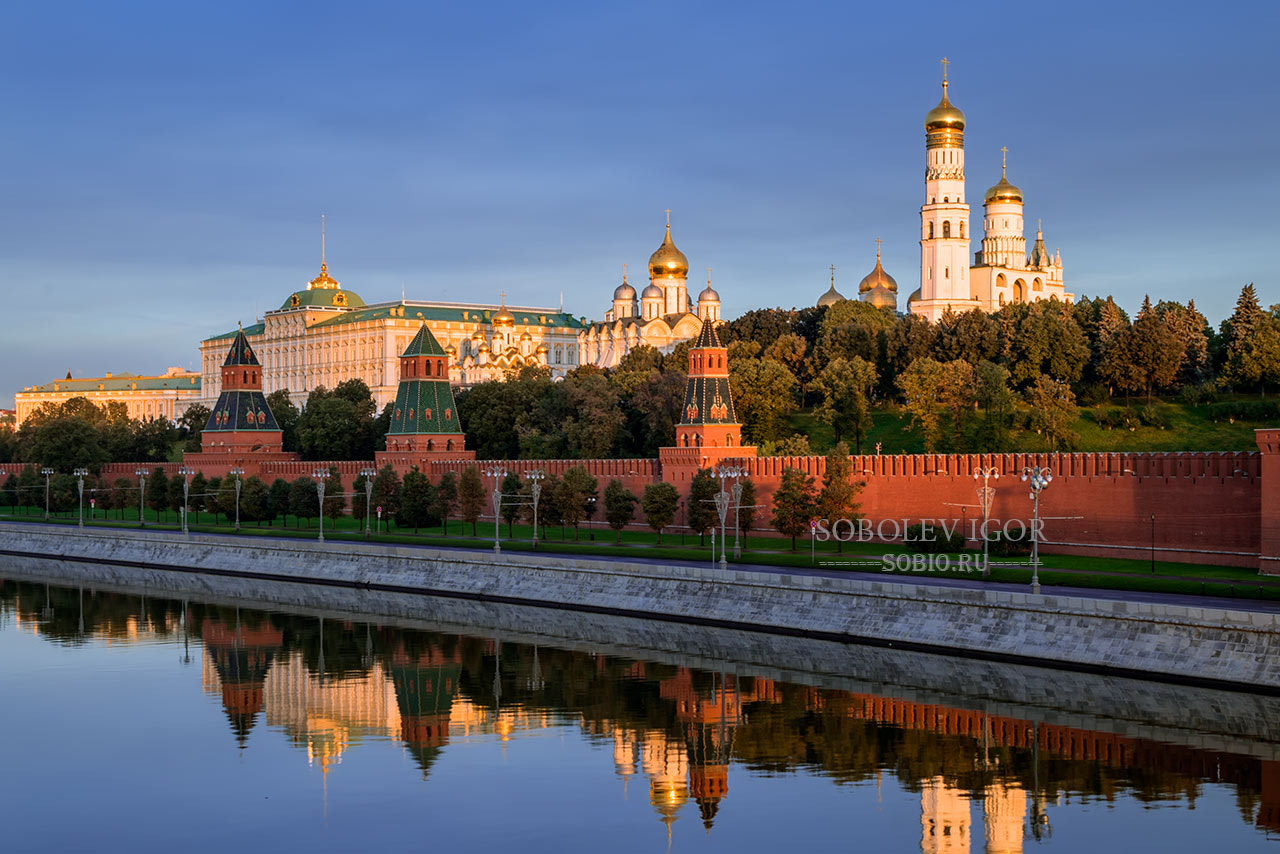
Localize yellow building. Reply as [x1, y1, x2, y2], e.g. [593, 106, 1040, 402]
[14, 366, 202, 425]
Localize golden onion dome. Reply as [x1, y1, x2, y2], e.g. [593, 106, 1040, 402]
[648, 223, 689, 279]
[491, 297, 515, 327]
[866, 284, 897, 310]
[858, 253, 898, 295]
[985, 175, 1023, 204]
[817, 283, 845, 308]
[444, 344, 456, 356]
[907, 287, 922, 305]
[536, 343, 549, 354]
[478, 343, 490, 353]
[924, 81, 965, 132]
[470, 330, 485, 341]
[520, 331, 533, 341]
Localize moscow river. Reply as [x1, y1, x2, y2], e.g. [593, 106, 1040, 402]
[3, 566, 1279, 853]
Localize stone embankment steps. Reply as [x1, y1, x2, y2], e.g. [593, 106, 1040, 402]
[2, 521, 1279, 692]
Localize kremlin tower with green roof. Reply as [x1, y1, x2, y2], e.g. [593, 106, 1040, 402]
[660, 317, 755, 473]
[198, 327, 288, 455]
[378, 323, 475, 463]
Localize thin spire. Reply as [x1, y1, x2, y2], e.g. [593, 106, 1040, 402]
[665, 209, 671, 228]
[401, 281, 405, 304]
[622, 262, 628, 283]
[1037, 218, 1043, 236]
[1000, 146, 1008, 177]
[707, 267, 712, 287]
[320, 213, 326, 271]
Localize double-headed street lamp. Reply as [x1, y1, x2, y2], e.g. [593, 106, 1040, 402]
[135, 469, 148, 527]
[359, 468, 377, 538]
[710, 465, 746, 567]
[524, 469, 546, 549]
[177, 466, 195, 534]
[973, 466, 1000, 577]
[73, 468, 89, 527]
[228, 467, 244, 532]
[312, 469, 328, 542]
[483, 466, 509, 553]
[1021, 465, 1054, 594]
[41, 467, 54, 521]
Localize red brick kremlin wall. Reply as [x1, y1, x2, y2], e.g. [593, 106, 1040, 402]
[99, 448, 1264, 568]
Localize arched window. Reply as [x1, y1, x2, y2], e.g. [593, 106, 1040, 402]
[958, 222, 965, 239]
[928, 222, 935, 239]
[1014, 280, 1025, 302]
[727, 435, 733, 447]
[942, 221, 951, 239]
[943, 196, 949, 203]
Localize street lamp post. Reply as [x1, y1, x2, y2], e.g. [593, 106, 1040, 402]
[135, 469, 148, 527]
[524, 469, 546, 549]
[228, 467, 244, 533]
[359, 468, 376, 539]
[177, 466, 195, 534]
[483, 466, 508, 553]
[73, 468, 89, 527]
[1021, 465, 1054, 594]
[312, 468, 328, 542]
[41, 467, 54, 521]
[711, 465, 746, 567]
[973, 466, 1000, 577]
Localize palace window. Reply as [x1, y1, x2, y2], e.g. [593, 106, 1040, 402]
[928, 222, 934, 239]
[942, 221, 951, 238]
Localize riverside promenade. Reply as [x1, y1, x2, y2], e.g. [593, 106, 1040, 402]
[3, 520, 1279, 692]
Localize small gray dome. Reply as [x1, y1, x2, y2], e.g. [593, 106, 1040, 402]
[613, 280, 636, 300]
[642, 283, 663, 299]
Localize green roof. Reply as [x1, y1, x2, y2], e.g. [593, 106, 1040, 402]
[28, 375, 202, 393]
[277, 288, 366, 311]
[402, 324, 446, 357]
[387, 379, 462, 435]
[312, 303, 585, 331]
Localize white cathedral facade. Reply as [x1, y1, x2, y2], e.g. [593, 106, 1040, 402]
[909, 68, 1071, 321]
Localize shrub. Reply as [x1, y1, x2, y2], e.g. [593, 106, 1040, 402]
[1077, 383, 1110, 407]
[1138, 405, 1167, 429]
[1178, 382, 1220, 405]
[1207, 401, 1280, 423]
[985, 531, 1032, 557]
[904, 522, 965, 554]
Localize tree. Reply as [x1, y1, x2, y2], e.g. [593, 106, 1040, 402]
[937, 359, 976, 448]
[1155, 299, 1212, 386]
[897, 358, 946, 451]
[1001, 301, 1090, 387]
[729, 356, 798, 444]
[352, 470, 371, 529]
[1232, 316, 1280, 396]
[603, 480, 638, 543]
[288, 477, 319, 528]
[432, 470, 457, 535]
[204, 477, 222, 524]
[399, 467, 434, 533]
[641, 482, 679, 545]
[816, 443, 862, 553]
[266, 478, 291, 526]
[266, 390, 301, 452]
[1126, 295, 1181, 403]
[1026, 376, 1079, 450]
[686, 469, 719, 546]
[936, 309, 1000, 365]
[323, 467, 345, 523]
[813, 356, 877, 452]
[536, 473, 563, 538]
[189, 473, 208, 524]
[2, 473, 17, 512]
[297, 393, 363, 460]
[216, 476, 239, 523]
[147, 467, 169, 522]
[167, 471, 186, 521]
[626, 370, 687, 456]
[22, 416, 107, 473]
[178, 404, 211, 452]
[240, 476, 267, 525]
[973, 361, 1015, 451]
[500, 472, 523, 536]
[771, 466, 818, 550]
[370, 465, 403, 530]
[1096, 297, 1138, 398]
[885, 314, 939, 381]
[112, 477, 133, 521]
[737, 478, 758, 539]
[458, 466, 486, 535]
[17, 466, 38, 515]
[556, 466, 599, 540]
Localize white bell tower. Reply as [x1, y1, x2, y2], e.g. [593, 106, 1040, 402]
[915, 59, 974, 320]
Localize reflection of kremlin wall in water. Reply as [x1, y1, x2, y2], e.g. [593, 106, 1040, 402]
[7, 583, 1280, 846]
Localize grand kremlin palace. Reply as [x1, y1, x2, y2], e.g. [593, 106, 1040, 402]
[197, 259, 585, 411]
[14, 366, 203, 425]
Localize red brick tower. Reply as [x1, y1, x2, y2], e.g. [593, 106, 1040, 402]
[376, 323, 475, 470]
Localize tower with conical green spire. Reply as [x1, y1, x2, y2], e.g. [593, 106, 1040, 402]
[377, 323, 475, 462]
[199, 327, 285, 454]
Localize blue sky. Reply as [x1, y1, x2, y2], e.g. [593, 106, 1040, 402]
[1, 0, 1275, 407]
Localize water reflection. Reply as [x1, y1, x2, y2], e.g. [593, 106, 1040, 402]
[3, 577, 1279, 851]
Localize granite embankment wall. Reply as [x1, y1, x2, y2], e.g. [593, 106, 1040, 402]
[8, 554, 1280, 758]
[3, 522, 1279, 691]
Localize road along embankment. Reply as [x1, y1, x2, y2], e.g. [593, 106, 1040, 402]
[2, 521, 1279, 691]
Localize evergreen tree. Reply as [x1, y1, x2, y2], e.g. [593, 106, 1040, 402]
[265, 390, 302, 453]
[351, 470, 371, 530]
[240, 476, 267, 525]
[816, 443, 862, 553]
[189, 473, 208, 525]
[371, 464, 403, 530]
[399, 467, 434, 533]
[1026, 376, 1079, 451]
[113, 477, 133, 521]
[603, 479, 638, 543]
[266, 478, 291, 527]
[736, 478, 758, 539]
[458, 466, 486, 535]
[432, 470, 457, 535]
[771, 466, 818, 551]
[288, 477, 319, 528]
[641, 482, 679, 545]
[556, 466, 599, 541]
[216, 476, 239, 523]
[1127, 295, 1181, 404]
[204, 477, 222, 524]
[686, 469, 719, 546]
[146, 467, 168, 523]
[323, 467, 345, 523]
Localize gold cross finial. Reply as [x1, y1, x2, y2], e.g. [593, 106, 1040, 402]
[622, 262, 628, 282]
[499, 290, 507, 306]
[1000, 146, 1008, 176]
[665, 209, 671, 229]
[941, 57, 950, 83]
[707, 267, 712, 285]
[829, 264, 835, 286]
[875, 236, 882, 260]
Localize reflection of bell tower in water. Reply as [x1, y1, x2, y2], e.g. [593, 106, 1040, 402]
[921, 776, 971, 854]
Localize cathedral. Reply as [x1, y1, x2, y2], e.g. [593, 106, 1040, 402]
[579, 216, 722, 369]
[909, 63, 1071, 320]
